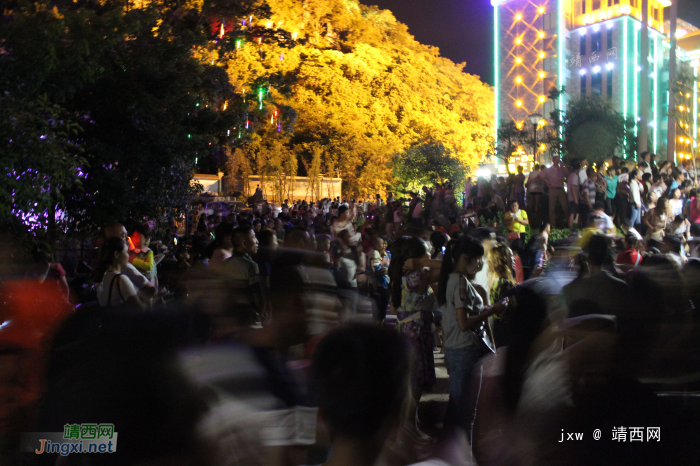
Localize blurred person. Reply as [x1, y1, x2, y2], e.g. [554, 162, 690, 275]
[103, 222, 156, 300]
[219, 226, 262, 330]
[437, 235, 508, 429]
[430, 230, 449, 260]
[368, 236, 391, 325]
[285, 227, 311, 250]
[579, 167, 597, 226]
[526, 163, 544, 217]
[629, 169, 644, 228]
[255, 229, 278, 324]
[669, 187, 684, 217]
[408, 191, 423, 228]
[331, 205, 360, 244]
[540, 155, 569, 225]
[389, 237, 438, 403]
[567, 161, 581, 230]
[208, 222, 234, 265]
[643, 196, 669, 241]
[96, 237, 148, 311]
[471, 228, 497, 304]
[504, 200, 528, 238]
[592, 201, 615, 235]
[488, 243, 516, 348]
[615, 166, 630, 227]
[616, 232, 642, 270]
[561, 235, 629, 319]
[332, 229, 361, 320]
[605, 166, 618, 217]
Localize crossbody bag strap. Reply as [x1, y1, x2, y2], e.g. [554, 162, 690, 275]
[107, 273, 125, 308]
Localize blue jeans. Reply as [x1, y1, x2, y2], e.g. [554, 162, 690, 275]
[630, 204, 641, 227]
[444, 345, 481, 429]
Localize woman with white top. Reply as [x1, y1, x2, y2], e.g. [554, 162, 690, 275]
[437, 236, 507, 430]
[96, 237, 147, 310]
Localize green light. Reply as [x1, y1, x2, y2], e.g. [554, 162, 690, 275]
[188, 134, 191, 139]
[494, 5, 499, 166]
[634, 21, 638, 139]
[195, 157, 198, 164]
[694, 66, 698, 155]
[653, 34, 658, 152]
[623, 17, 628, 157]
[558, 0, 565, 139]
[196, 103, 200, 107]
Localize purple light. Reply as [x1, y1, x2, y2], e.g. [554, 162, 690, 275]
[39, 135, 46, 139]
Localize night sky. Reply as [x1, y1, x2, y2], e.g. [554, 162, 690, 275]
[369, 0, 700, 86]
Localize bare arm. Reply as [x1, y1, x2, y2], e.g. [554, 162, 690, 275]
[456, 304, 502, 332]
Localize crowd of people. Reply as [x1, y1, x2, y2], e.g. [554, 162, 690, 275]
[2, 154, 700, 466]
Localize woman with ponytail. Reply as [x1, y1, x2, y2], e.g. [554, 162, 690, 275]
[96, 237, 147, 311]
[388, 237, 440, 402]
[437, 235, 508, 429]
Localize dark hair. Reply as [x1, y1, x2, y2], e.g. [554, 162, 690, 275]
[388, 237, 429, 309]
[642, 173, 652, 182]
[95, 237, 127, 281]
[585, 234, 608, 266]
[571, 160, 581, 171]
[437, 236, 485, 306]
[231, 226, 252, 247]
[629, 169, 640, 179]
[509, 199, 519, 208]
[256, 229, 276, 248]
[624, 232, 638, 249]
[621, 167, 629, 174]
[310, 324, 410, 439]
[212, 222, 234, 249]
[132, 222, 151, 239]
[593, 200, 605, 211]
[430, 231, 449, 259]
[338, 205, 349, 216]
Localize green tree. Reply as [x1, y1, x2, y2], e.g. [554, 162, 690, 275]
[391, 142, 467, 194]
[563, 95, 635, 164]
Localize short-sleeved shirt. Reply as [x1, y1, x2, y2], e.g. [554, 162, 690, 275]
[505, 209, 528, 233]
[594, 212, 615, 232]
[443, 273, 483, 349]
[98, 272, 138, 307]
[580, 178, 596, 205]
[606, 175, 618, 199]
[543, 165, 566, 188]
[567, 172, 580, 202]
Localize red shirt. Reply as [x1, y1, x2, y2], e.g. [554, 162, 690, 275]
[616, 249, 641, 267]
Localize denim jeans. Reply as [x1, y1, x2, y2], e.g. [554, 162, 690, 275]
[630, 204, 641, 227]
[444, 344, 481, 429]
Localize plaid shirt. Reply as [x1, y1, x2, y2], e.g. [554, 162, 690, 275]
[595, 172, 607, 194]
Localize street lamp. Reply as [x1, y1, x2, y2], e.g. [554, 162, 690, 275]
[529, 113, 542, 163]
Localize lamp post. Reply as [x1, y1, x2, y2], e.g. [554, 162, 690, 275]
[529, 113, 542, 164]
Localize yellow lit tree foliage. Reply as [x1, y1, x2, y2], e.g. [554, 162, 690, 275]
[225, 0, 494, 198]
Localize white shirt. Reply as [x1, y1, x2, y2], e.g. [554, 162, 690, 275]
[594, 212, 615, 232]
[121, 262, 150, 290]
[630, 179, 642, 207]
[98, 271, 138, 307]
[579, 167, 588, 185]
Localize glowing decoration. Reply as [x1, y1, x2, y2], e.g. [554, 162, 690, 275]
[515, 57, 522, 64]
[516, 76, 522, 83]
[270, 115, 274, 124]
[540, 144, 546, 150]
[593, 65, 601, 73]
[515, 13, 522, 20]
[220, 22, 225, 39]
[680, 105, 685, 111]
[580, 68, 587, 75]
[538, 7, 545, 13]
[223, 101, 228, 111]
[516, 122, 523, 129]
[539, 52, 545, 58]
[516, 100, 522, 107]
[606, 62, 614, 70]
[188, 134, 191, 139]
[494, 6, 499, 165]
[593, 25, 600, 32]
[292, 32, 298, 40]
[538, 31, 545, 38]
[538, 95, 546, 103]
[236, 39, 242, 49]
[515, 37, 522, 44]
[280, 53, 284, 61]
[539, 71, 545, 78]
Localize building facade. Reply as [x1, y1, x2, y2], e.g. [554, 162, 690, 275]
[493, 0, 699, 168]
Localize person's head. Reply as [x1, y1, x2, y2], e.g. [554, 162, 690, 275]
[552, 155, 561, 166]
[586, 167, 596, 179]
[663, 234, 682, 255]
[437, 235, 485, 305]
[256, 229, 278, 250]
[316, 234, 331, 252]
[656, 196, 669, 214]
[214, 222, 235, 250]
[388, 237, 430, 308]
[672, 170, 683, 182]
[509, 199, 519, 213]
[517, 165, 523, 174]
[593, 200, 605, 214]
[285, 227, 311, 250]
[97, 237, 129, 279]
[640, 151, 649, 162]
[430, 230, 449, 258]
[623, 232, 638, 250]
[639, 161, 649, 169]
[252, 219, 262, 232]
[310, 324, 410, 452]
[671, 187, 681, 200]
[621, 166, 629, 174]
[584, 234, 608, 269]
[488, 243, 514, 283]
[131, 223, 151, 250]
[642, 172, 652, 184]
[607, 166, 617, 176]
[338, 205, 349, 220]
[337, 229, 352, 248]
[232, 226, 258, 255]
[571, 160, 581, 171]
[372, 235, 387, 252]
[104, 221, 128, 241]
[647, 191, 658, 205]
